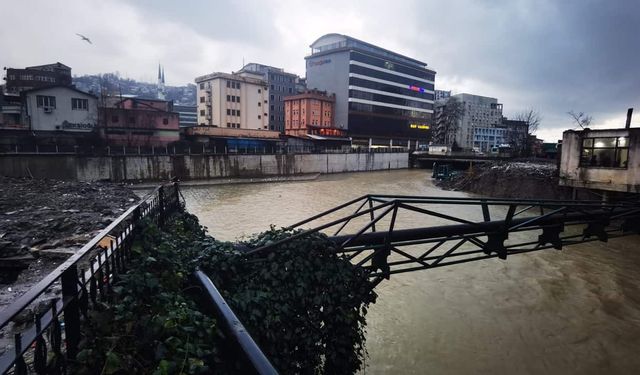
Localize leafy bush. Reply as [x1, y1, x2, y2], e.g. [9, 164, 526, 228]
[75, 211, 376, 374]
[73, 214, 220, 375]
[197, 227, 377, 374]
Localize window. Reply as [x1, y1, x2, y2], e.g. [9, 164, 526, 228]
[231, 109, 236, 116]
[227, 81, 231, 88]
[227, 95, 231, 102]
[227, 122, 231, 127]
[270, 84, 274, 90]
[270, 105, 274, 111]
[258, 102, 261, 107]
[580, 137, 629, 168]
[270, 94, 274, 101]
[289, 88, 293, 94]
[258, 89, 261, 93]
[200, 83, 204, 89]
[237, 110, 241, 116]
[200, 96, 205, 103]
[36, 95, 56, 108]
[71, 98, 88, 110]
[236, 96, 240, 103]
[231, 96, 236, 103]
[163, 118, 169, 125]
[227, 109, 231, 115]
[237, 83, 241, 89]
[200, 110, 205, 116]
[258, 115, 261, 119]
[111, 115, 119, 123]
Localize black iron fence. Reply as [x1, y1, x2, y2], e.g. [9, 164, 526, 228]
[0, 183, 180, 374]
[0, 144, 408, 156]
[0, 182, 278, 374]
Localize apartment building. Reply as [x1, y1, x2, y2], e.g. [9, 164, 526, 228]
[236, 63, 299, 132]
[4, 62, 72, 94]
[452, 93, 503, 151]
[195, 72, 269, 130]
[284, 89, 343, 137]
[100, 97, 179, 146]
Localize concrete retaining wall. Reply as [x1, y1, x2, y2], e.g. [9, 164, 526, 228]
[0, 153, 408, 181]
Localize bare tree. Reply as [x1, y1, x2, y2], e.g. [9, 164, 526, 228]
[514, 109, 542, 134]
[567, 110, 592, 129]
[435, 97, 465, 146]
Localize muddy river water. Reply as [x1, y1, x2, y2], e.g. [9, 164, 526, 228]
[181, 169, 640, 374]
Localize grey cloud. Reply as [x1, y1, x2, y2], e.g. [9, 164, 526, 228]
[3, 0, 638, 141]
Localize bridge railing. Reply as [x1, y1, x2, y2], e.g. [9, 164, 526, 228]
[246, 195, 640, 286]
[0, 183, 180, 374]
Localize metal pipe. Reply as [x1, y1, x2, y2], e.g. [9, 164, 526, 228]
[328, 208, 635, 247]
[194, 271, 278, 375]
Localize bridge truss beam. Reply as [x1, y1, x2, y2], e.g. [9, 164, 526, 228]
[246, 195, 640, 287]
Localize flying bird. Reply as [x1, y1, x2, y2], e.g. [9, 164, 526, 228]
[75, 33, 92, 44]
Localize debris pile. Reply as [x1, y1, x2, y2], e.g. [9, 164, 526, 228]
[437, 161, 572, 200]
[0, 177, 139, 308]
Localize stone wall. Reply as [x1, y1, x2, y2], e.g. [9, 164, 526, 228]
[0, 153, 408, 181]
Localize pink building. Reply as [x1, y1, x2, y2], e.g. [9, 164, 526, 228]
[100, 97, 180, 147]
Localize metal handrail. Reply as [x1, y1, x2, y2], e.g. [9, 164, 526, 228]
[194, 271, 278, 375]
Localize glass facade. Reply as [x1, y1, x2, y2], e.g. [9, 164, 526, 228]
[347, 51, 434, 139]
[349, 77, 435, 101]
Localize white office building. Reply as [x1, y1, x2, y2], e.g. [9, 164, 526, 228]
[451, 93, 503, 151]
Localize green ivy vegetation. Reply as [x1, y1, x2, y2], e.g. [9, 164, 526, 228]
[73, 210, 377, 374]
[73, 213, 221, 374]
[197, 226, 377, 374]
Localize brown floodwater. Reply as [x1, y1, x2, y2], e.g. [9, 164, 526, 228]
[181, 169, 640, 374]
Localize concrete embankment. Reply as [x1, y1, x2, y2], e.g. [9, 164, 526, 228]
[0, 152, 408, 182]
[436, 161, 574, 200]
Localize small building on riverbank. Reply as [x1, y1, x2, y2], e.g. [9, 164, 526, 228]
[559, 127, 640, 193]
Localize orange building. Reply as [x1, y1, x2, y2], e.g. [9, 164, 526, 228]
[284, 90, 345, 137]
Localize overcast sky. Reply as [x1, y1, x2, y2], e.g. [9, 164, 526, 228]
[2, 0, 639, 141]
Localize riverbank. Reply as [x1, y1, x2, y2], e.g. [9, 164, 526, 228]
[131, 173, 321, 189]
[436, 161, 573, 200]
[0, 177, 138, 308]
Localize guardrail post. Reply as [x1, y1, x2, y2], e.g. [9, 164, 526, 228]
[158, 186, 165, 226]
[173, 182, 180, 208]
[61, 265, 81, 359]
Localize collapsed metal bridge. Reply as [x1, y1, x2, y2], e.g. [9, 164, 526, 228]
[247, 194, 640, 286]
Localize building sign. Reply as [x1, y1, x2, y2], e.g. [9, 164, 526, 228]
[384, 61, 395, 70]
[408, 85, 427, 93]
[308, 58, 332, 67]
[410, 124, 430, 130]
[61, 120, 95, 131]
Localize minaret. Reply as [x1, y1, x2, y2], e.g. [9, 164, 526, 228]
[157, 64, 166, 100]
